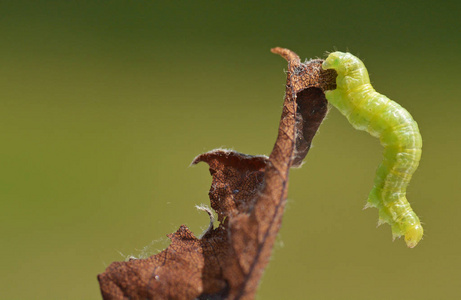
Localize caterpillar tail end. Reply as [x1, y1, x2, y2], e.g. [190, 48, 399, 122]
[404, 224, 424, 248]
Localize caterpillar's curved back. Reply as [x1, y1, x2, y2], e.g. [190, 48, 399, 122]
[322, 52, 423, 248]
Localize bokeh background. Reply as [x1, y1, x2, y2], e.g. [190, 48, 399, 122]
[1, 1, 460, 299]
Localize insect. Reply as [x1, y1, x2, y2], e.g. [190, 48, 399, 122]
[322, 51, 423, 248]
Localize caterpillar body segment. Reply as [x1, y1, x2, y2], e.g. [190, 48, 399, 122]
[322, 51, 423, 248]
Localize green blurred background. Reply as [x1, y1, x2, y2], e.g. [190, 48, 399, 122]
[1, 1, 459, 299]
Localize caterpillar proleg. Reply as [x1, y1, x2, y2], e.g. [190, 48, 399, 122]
[322, 52, 423, 248]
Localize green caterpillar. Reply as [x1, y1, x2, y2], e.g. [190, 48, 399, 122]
[322, 51, 423, 248]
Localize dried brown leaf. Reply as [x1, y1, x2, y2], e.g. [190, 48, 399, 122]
[98, 48, 336, 300]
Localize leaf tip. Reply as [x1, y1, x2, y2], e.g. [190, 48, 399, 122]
[271, 47, 300, 64]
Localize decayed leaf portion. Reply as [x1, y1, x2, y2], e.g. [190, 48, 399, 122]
[98, 48, 336, 300]
[193, 150, 269, 223]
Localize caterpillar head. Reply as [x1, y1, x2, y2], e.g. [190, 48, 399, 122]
[323, 52, 345, 72]
[322, 52, 359, 72]
[322, 51, 370, 89]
